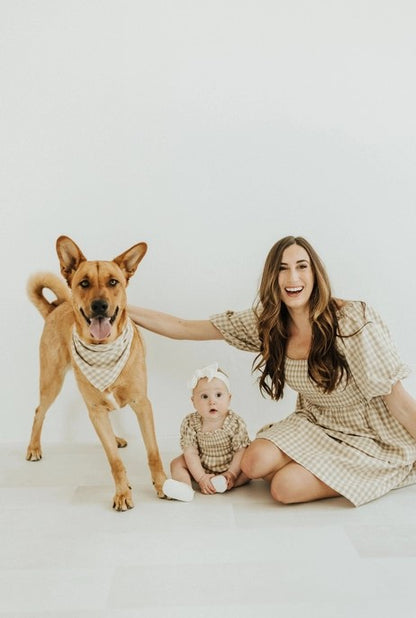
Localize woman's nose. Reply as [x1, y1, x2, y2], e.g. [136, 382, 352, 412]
[287, 268, 298, 282]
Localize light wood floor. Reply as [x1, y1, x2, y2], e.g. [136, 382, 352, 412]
[1, 441, 415, 617]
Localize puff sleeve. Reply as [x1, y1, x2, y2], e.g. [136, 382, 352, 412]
[337, 301, 410, 402]
[179, 414, 198, 451]
[229, 412, 251, 451]
[210, 308, 261, 352]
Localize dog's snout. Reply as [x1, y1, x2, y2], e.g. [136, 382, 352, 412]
[91, 298, 109, 315]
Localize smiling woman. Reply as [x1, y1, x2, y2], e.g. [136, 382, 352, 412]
[278, 248, 313, 303]
[128, 235, 416, 508]
[254, 236, 350, 400]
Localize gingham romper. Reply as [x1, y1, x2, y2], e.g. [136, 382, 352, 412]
[180, 410, 251, 475]
[210, 301, 416, 506]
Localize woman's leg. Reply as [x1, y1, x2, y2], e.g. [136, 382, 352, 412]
[241, 439, 292, 479]
[242, 438, 340, 504]
[270, 462, 340, 504]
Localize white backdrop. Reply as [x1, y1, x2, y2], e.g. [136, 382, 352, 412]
[1, 1, 415, 448]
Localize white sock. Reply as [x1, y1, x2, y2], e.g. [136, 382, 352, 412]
[211, 475, 227, 493]
[163, 479, 194, 502]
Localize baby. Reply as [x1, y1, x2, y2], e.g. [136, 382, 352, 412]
[163, 362, 251, 501]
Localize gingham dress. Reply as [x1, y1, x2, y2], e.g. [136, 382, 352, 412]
[210, 301, 416, 506]
[180, 410, 251, 474]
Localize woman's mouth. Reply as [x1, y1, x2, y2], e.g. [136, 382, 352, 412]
[285, 286, 304, 297]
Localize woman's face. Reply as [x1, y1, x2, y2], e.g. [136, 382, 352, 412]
[278, 244, 315, 311]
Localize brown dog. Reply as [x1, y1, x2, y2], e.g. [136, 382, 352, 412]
[26, 236, 167, 510]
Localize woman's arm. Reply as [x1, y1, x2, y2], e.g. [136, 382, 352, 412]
[128, 305, 223, 341]
[383, 381, 416, 440]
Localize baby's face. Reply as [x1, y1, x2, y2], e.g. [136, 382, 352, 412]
[191, 377, 231, 423]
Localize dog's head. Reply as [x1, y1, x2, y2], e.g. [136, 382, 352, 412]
[56, 236, 147, 343]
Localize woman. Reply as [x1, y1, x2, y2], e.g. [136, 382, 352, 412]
[129, 236, 416, 506]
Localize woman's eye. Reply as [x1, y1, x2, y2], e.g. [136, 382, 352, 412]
[80, 280, 90, 288]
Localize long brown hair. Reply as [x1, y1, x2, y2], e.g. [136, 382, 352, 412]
[253, 236, 350, 400]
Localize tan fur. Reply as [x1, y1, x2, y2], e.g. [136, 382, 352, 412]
[27, 272, 71, 319]
[26, 236, 167, 511]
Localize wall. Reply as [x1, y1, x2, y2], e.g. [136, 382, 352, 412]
[1, 0, 415, 446]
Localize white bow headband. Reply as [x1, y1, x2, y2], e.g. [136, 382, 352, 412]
[188, 362, 231, 392]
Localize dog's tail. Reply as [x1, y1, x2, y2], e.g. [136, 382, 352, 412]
[27, 272, 71, 319]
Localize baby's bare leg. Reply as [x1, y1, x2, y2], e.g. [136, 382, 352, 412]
[233, 471, 251, 487]
[164, 455, 195, 502]
[170, 454, 193, 486]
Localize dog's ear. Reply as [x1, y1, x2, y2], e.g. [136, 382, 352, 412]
[113, 242, 147, 282]
[56, 236, 87, 285]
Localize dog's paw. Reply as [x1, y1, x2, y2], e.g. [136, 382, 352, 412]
[153, 477, 168, 499]
[26, 446, 42, 461]
[113, 490, 134, 511]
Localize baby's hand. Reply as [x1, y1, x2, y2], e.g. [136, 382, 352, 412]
[223, 470, 237, 490]
[198, 473, 216, 494]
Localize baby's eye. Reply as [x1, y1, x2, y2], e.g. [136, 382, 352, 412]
[216, 392, 223, 398]
[201, 394, 209, 399]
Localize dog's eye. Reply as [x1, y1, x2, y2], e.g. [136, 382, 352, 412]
[108, 279, 119, 287]
[79, 280, 90, 288]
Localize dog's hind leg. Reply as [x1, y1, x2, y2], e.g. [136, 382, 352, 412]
[26, 355, 68, 461]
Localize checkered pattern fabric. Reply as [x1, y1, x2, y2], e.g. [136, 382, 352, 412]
[210, 301, 416, 506]
[180, 410, 251, 474]
[71, 320, 134, 392]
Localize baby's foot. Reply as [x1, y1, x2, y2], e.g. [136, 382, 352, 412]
[163, 479, 194, 502]
[211, 475, 227, 493]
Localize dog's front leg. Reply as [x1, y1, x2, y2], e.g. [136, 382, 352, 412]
[129, 396, 167, 498]
[87, 404, 134, 511]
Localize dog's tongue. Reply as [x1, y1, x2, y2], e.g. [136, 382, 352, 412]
[90, 317, 112, 340]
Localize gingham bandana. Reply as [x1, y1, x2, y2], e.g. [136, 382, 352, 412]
[71, 320, 134, 391]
